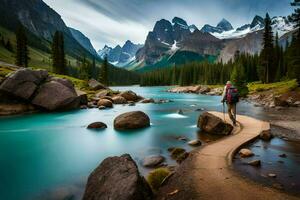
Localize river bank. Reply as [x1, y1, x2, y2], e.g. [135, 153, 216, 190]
[167, 81, 300, 140]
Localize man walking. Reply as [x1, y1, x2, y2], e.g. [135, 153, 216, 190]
[221, 81, 239, 126]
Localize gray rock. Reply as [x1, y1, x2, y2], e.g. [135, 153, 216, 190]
[88, 79, 106, 90]
[83, 154, 152, 200]
[32, 81, 80, 111]
[197, 112, 233, 135]
[114, 111, 150, 130]
[142, 155, 165, 168]
[76, 90, 88, 105]
[0, 68, 48, 100]
[49, 77, 74, 89]
[247, 159, 261, 167]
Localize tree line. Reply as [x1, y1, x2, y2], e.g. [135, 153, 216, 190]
[141, 0, 300, 90]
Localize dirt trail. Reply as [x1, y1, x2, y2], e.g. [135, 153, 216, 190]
[156, 112, 300, 200]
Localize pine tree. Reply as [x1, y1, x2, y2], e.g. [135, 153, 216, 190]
[5, 39, 13, 52]
[287, 0, 300, 83]
[289, 0, 300, 35]
[52, 31, 66, 74]
[99, 56, 109, 86]
[15, 24, 29, 67]
[259, 13, 275, 83]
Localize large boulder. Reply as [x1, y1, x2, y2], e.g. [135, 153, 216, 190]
[32, 81, 80, 111]
[0, 68, 48, 100]
[112, 96, 127, 104]
[120, 91, 139, 101]
[83, 154, 152, 200]
[97, 99, 113, 108]
[197, 112, 233, 135]
[88, 79, 106, 90]
[114, 111, 150, 130]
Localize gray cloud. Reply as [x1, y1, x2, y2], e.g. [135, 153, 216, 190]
[44, 0, 293, 50]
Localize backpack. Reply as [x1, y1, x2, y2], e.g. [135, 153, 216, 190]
[226, 85, 239, 104]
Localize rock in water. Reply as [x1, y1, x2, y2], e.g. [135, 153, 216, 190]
[97, 99, 113, 108]
[239, 148, 254, 158]
[248, 159, 261, 167]
[140, 98, 155, 104]
[260, 129, 272, 141]
[177, 109, 184, 115]
[120, 90, 139, 101]
[188, 139, 202, 146]
[32, 81, 80, 111]
[83, 154, 152, 200]
[143, 155, 165, 168]
[114, 111, 150, 130]
[197, 112, 233, 135]
[112, 96, 127, 104]
[87, 122, 107, 129]
[0, 68, 48, 100]
[88, 79, 106, 90]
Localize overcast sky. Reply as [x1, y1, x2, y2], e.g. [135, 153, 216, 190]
[44, 0, 293, 50]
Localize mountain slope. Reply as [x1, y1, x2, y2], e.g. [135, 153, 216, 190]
[69, 27, 98, 57]
[0, 0, 98, 60]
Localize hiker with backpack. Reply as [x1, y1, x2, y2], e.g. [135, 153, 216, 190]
[221, 81, 239, 126]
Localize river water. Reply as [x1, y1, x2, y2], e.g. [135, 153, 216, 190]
[0, 86, 298, 199]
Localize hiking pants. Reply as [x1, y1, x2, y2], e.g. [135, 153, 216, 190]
[227, 103, 236, 124]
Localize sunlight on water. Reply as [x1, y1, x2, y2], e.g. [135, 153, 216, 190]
[164, 113, 188, 119]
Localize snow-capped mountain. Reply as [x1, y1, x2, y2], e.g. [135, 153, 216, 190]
[98, 40, 143, 67]
[126, 15, 296, 70]
[97, 45, 112, 59]
[209, 16, 295, 40]
[201, 18, 233, 33]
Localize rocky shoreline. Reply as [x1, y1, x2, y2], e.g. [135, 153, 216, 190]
[81, 112, 234, 200]
[0, 68, 167, 116]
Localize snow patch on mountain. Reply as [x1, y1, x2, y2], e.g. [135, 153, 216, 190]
[171, 40, 179, 51]
[211, 16, 295, 40]
[98, 45, 112, 59]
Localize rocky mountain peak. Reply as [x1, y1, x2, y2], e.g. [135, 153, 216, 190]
[172, 17, 188, 26]
[250, 15, 265, 29]
[217, 18, 234, 31]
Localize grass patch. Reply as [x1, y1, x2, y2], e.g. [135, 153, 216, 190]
[248, 79, 299, 95]
[0, 66, 15, 78]
[146, 168, 171, 192]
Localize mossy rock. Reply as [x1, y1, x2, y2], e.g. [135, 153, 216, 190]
[169, 147, 189, 163]
[146, 168, 171, 191]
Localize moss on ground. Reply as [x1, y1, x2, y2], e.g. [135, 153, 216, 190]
[0, 66, 15, 78]
[248, 79, 299, 95]
[146, 168, 171, 192]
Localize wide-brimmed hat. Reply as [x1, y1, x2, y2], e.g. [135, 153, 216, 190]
[226, 81, 232, 85]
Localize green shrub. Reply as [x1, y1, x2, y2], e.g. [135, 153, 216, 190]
[146, 168, 171, 191]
